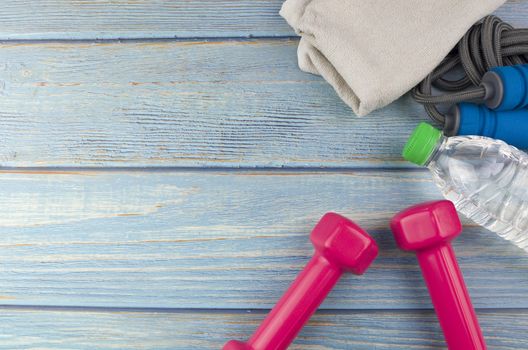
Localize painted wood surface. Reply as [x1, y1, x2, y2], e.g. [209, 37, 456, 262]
[1, 1, 528, 348]
[0, 1, 524, 40]
[0, 170, 526, 309]
[0, 39, 426, 168]
[1, 1, 526, 168]
[0, 307, 526, 349]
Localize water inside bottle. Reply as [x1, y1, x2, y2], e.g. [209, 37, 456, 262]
[427, 136, 528, 250]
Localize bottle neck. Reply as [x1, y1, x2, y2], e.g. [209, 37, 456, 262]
[423, 136, 445, 167]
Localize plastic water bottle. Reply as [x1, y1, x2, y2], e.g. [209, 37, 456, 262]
[403, 122, 528, 251]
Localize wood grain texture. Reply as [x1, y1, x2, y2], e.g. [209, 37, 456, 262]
[0, 170, 526, 309]
[0, 1, 525, 40]
[0, 2, 527, 347]
[0, 39, 426, 168]
[0, 308, 526, 349]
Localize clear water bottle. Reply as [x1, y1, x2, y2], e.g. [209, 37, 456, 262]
[403, 122, 528, 251]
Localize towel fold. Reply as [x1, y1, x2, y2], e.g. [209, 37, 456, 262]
[280, 0, 506, 116]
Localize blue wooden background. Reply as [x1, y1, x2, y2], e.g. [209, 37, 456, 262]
[0, 1, 527, 349]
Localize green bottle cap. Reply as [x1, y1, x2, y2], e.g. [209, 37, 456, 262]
[402, 122, 442, 166]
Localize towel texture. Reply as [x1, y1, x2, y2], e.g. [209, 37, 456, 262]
[280, 0, 506, 116]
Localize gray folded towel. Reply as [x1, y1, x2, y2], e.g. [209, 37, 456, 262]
[280, 0, 505, 116]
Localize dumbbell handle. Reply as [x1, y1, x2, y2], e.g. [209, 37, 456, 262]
[417, 243, 486, 350]
[248, 253, 341, 350]
[224, 212, 378, 350]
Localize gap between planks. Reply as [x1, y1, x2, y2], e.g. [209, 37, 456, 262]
[0, 166, 422, 174]
[1, 304, 528, 314]
[0, 36, 301, 45]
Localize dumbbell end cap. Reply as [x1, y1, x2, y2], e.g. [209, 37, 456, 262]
[390, 200, 462, 251]
[311, 212, 378, 275]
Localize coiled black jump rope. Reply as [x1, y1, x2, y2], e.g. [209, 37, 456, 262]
[412, 15, 528, 125]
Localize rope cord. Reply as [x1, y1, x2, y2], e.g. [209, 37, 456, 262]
[412, 15, 528, 125]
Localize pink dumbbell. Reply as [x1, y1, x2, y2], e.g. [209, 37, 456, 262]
[223, 212, 378, 350]
[390, 200, 486, 350]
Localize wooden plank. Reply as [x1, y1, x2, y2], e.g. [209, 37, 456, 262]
[0, 169, 526, 309]
[0, 307, 526, 349]
[0, 1, 525, 40]
[0, 1, 290, 40]
[0, 39, 426, 168]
